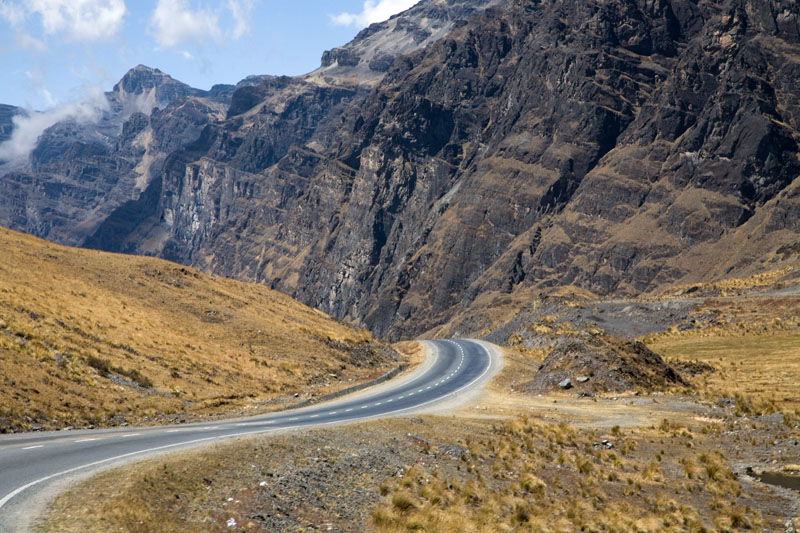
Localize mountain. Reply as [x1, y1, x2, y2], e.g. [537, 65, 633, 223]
[85, 0, 800, 340]
[3, 0, 800, 342]
[307, 0, 501, 86]
[0, 66, 235, 246]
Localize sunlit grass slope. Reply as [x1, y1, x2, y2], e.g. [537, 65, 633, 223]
[0, 227, 398, 432]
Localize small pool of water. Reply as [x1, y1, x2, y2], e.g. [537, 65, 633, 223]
[756, 471, 800, 492]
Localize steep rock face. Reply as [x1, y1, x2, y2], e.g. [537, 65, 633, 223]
[0, 67, 233, 245]
[0, 104, 19, 145]
[308, 0, 501, 86]
[87, 76, 367, 256]
[87, 0, 800, 340]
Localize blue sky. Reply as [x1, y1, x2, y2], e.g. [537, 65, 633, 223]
[0, 0, 418, 111]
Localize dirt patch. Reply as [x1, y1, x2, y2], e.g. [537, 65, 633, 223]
[521, 333, 688, 394]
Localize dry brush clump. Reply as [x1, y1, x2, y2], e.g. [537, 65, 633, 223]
[371, 417, 766, 532]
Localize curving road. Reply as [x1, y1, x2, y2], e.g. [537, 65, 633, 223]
[0, 339, 500, 532]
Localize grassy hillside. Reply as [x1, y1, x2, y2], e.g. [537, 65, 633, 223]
[644, 297, 800, 414]
[0, 228, 399, 432]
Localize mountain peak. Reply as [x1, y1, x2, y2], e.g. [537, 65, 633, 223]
[115, 65, 171, 90]
[112, 65, 203, 107]
[309, 0, 501, 86]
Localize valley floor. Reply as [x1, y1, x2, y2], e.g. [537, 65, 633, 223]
[37, 336, 800, 532]
[29, 268, 800, 531]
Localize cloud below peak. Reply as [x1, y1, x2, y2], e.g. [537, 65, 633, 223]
[331, 0, 418, 28]
[0, 87, 109, 167]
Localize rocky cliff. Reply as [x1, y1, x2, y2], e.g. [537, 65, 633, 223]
[7, 0, 800, 341]
[308, 0, 501, 86]
[0, 104, 19, 146]
[0, 66, 234, 245]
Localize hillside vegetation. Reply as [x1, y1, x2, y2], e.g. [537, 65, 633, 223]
[34, 265, 800, 531]
[0, 228, 398, 432]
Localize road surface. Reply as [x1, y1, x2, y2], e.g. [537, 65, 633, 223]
[0, 339, 500, 531]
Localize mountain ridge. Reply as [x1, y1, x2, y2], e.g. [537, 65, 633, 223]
[2, 0, 800, 341]
[0, 64, 234, 246]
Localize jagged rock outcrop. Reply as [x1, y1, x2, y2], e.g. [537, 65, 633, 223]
[309, 0, 501, 85]
[109, 65, 207, 110]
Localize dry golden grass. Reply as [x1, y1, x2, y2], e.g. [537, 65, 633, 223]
[643, 294, 800, 414]
[650, 330, 800, 414]
[637, 272, 800, 412]
[392, 341, 426, 367]
[41, 414, 791, 532]
[369, 416, 774, 532]
[0, 227, 398, 431]
[662, 265, 800, 297]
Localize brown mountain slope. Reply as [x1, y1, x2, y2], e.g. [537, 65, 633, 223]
[0, 227, 398, 432]
[88, 0, 800, 340]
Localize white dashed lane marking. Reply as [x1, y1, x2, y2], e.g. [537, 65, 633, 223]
[121, 434, 140, 438]
[74, 439, 97, 443]
[22, 445, 44, 450]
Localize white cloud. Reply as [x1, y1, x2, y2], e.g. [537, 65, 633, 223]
[0, 2, 26, 25]
[228, 0, 253, 40]
[0, 87, 109, 166]
[149, 0, 255, 48]
[149, 0, 222, 48]
[16, 32, 48, 53]
[331, 0, 418, 28]
[40, 88, 56, 107]
[0, 0, 127, 41]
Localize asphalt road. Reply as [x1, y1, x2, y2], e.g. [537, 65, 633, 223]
[0, 339, 499, 531]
